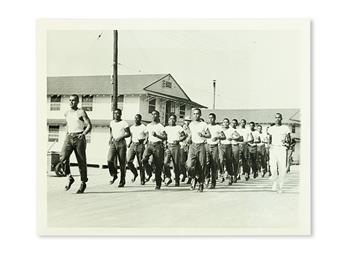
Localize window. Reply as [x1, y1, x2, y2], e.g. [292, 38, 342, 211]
[111, 95, 124, 111]
[50, 95, 61, 111]
[48, 125, 59, 142]
[179, 105, 186, 119]
[82, 95, 93, 111]
[148, 99, 156, 114]
[170, 101, 176, 113]
[162, 80, 172, 88]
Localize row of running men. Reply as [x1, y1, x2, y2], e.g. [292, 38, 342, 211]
[61, 94, 292, 194]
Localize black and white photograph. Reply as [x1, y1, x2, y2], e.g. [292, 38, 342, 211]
[37, 19, 310, 235]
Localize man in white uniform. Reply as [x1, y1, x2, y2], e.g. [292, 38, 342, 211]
[142, 110, 167, 190]
[267, 113, 291, 193]
[108, 108, 130, 187]
[205, 113, 224, 189]
[186, 108, 211, 192]
[61, 94, 92, 194]
[127, 114, 147, 185]
[164, 114, 186, 187]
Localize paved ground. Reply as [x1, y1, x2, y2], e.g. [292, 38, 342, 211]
[46, 166, 300, 229]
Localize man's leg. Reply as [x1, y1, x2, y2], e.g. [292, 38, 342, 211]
[231, 144, 240, 183]
[210, 145, 219, 188]
[180, 147, 188, 182]
[142, 144, 153, 181]
[127, 144, 138, 182]
[277, 148, 288, 193]
[205, 145, 212, 186]
[218, 145, 226, 182]
[107, 142, 118, 184]
[136, 143, 146, 185]
[224, 145, 233, 185]
[186, 144, 197, 190]
[242, 144, 250, 180]
[117, 140, 127, 187]
[197, 144, 207, 192]
[153, 143, 164, 189]
[248, 147, 258, 178]
[73, 135, 88, 193]
[163, 147, 173, 185]
[269, 147, 279, 191]
[171, 145, 180, 186]
[266, 146, 271, 176]
[260, 146, 267, 176]
[74, 135, 88, 182]
[60, 135, 74, 190]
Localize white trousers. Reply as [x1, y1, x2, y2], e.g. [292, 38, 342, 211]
[269, 146, 287, 189]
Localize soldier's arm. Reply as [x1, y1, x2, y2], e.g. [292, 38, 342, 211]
[80, 110, 92, 137]
[122, 127, 131, 140]
[202, 128, 211, 139]
[155, 130, 167, 141]
[218, 131, 226, 140]
[178, 131, 187, 142]
[109, 127, 113, 145]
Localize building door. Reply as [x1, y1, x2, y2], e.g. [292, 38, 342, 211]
[165, 101, 171, 125]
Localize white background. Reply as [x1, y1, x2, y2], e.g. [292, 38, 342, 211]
[0, 0, 343, 264]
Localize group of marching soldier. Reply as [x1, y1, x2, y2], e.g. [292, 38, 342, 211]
[60, 94, 293, 194]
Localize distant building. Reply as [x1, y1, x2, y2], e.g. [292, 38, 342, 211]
[47, 74, 206, 167]
[202, 108, 301, 164]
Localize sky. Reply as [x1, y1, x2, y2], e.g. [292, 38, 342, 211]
[47, 29, 305, 109]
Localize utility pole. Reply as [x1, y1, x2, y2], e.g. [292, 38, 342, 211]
[213, 80, 216, 109]
[112, 30, 118, 118]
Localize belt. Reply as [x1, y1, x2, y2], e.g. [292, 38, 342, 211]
[148, 141, 162, 145]
[132, 139, 145, 144]
[207, 143, 218, 147]
[167, 143, 180, 146]
[68, 131, 83, 136]
[191, 142, 205, 146]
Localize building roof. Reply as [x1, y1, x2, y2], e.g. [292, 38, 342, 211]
[47, 74, 167, 96]
[289, 110, 301, 123]
[201, 108, 300, 124]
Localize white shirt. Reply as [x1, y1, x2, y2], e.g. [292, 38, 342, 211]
[220, 127, 233, 145]
[130, 124, 146, 143]
[258, 131, 268, 146]
[146, 123, 165, 143]
[110, 120, 129, 139]
[238, 127, 251, 142]
[165, 125, 183, 144]
[248, 130, 261, 146]
[230, 127, 241, 145]
[268, 125, 290, 146]
[65, 109, 84, 133]
[189, 121, 208, 144]
[207, 124, 223, 145]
